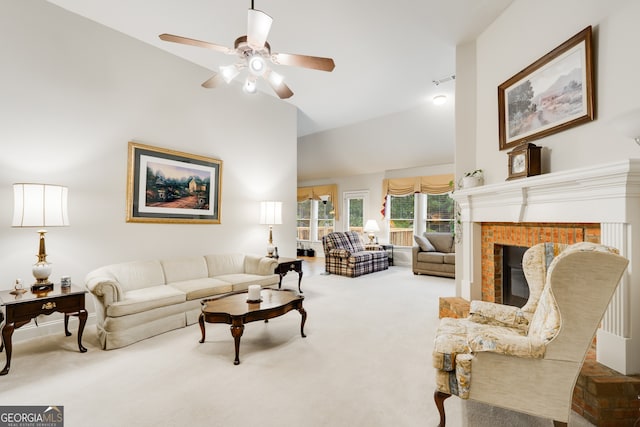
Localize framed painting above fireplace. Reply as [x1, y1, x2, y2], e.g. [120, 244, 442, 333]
[498, 26, 595, 150]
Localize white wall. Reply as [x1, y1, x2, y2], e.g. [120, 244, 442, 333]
[0, 1, 298, 291]
[298, 101, 455, 182]
[462, 0, 639, 184]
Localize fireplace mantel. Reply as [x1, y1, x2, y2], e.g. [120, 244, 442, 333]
[452, 159, 640, 375]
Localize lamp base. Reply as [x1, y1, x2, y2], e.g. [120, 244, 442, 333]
[31, 283, 54, 292]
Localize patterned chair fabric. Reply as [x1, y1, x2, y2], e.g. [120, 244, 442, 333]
[432, 242, 622, 400]
[322, 231, 389, 277]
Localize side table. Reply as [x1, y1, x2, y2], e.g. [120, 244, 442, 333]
[0, 285, 88, 375]
[275, 257, 303, 293]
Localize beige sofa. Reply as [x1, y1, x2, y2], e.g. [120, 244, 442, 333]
[412, 232, 455, 278]
[85, 253, 279, 350]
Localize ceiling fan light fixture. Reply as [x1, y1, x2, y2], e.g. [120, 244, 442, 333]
[243, 77, 258, 94]
[220, 64, 241, 84]
[267, 70, 284, 87]
[248, 55, 266, 76]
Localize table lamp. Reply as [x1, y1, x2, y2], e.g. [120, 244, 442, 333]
[363, 219, 380, 244]
[259, 201, 282, 257]
[12, 183, 69, 292]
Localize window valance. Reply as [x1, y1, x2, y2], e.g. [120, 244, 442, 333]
[297, 184, 339, 220]
[380, 174, 453, 216]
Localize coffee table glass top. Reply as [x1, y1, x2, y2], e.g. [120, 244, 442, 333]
[201, 289, 302, 316]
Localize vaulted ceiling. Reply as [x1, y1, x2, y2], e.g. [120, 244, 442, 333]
[46, 0, 513, 137]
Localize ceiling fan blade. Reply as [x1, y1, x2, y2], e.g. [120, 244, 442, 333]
[159, 33, 232, 54]
[269, 80, 293, 99]
[271, 53, 335, 72]
[247, 9, 273, 49]
[201, 74, 223, 89]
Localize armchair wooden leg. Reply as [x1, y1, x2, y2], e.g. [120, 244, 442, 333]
[552, 421, 567, 427]
[434, 390, 451, 427]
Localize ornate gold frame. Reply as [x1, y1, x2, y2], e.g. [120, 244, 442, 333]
[126, 141, 222, 224]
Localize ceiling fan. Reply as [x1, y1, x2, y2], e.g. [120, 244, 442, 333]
[159, 0, 335, 99]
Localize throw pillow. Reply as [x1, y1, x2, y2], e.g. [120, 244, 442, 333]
[414, 234, 436, 252]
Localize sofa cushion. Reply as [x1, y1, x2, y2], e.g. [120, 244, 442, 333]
[326, 232, 355, 252]
[102, 260, 166, 292]
[168, 278, 233, 301]
[216, 273, 279, 291]
[415, 234, 436, 252]
[345, 231, 366, 252]
[161, 256, 208, 283]
[205, 253, 246, 276]
[106, 285, 186, 317]
[424, 232, 454, 253]
[418, 252, 445, 264]
[443, 253, 456, 265]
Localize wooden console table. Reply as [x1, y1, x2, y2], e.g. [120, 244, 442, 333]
[0, 285, 88, 375]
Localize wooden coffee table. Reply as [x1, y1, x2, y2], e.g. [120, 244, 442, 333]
[199, 289, 306, 365]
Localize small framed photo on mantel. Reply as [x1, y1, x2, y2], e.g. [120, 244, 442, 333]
[126, 141, 223, 224]
[498, 26, 595, 150]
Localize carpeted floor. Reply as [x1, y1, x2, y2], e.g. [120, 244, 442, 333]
[0, 267, 595, 426]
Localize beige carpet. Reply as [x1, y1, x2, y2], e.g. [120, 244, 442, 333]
[0, 267, 595, 426]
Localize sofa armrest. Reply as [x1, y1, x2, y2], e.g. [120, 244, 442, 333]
[469, 300, 530, 332]
[85, 277, 123, 307]
[244, 254, 279, 275]
[328, 248, 351, 258]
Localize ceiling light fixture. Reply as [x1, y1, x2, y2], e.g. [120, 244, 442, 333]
[243, 77, 257, 94]
[433, 95, 447, 106]
[248, 54, 266, 76]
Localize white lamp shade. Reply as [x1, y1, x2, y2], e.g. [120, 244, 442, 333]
[259, 201, 282, 225]
[363, 219, 380, 233]
[13, 183, 69, 227]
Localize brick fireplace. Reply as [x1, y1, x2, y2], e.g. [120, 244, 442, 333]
[480, 222, 601, 303]
[452, 159, 640, 375]
[448, 160, 640, 426]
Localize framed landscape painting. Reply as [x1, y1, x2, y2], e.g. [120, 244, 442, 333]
[498, 26, 594, 150]
[126, 142, 222, 223]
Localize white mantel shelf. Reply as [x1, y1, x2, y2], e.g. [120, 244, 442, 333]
[452, 159, 640, 224]
[452, 158, 640, 375]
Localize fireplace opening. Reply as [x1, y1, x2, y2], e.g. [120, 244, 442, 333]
[502, 245, 530, 308]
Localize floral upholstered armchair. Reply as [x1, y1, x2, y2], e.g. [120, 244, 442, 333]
[432, 242, 628, 427]
[322, 231, 389, 277]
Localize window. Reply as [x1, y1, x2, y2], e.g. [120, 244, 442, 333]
[296, 200, 311, 241]
[317, 199, 335, 240]
[297, 199, 335, 242]
[388, 194, 415, 246]
[386, 192, 454, 246]
[426, 193, 454, 233]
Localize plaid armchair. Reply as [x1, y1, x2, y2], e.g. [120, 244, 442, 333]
[322, 231, 389, 277]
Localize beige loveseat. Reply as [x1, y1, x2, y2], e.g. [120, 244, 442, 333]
[85, 253, 279, 350]
[412, 232, 455, 278]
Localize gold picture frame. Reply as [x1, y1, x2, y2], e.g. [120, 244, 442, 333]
[498, 26, 595, 150]
[126, 141, 222, 224]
